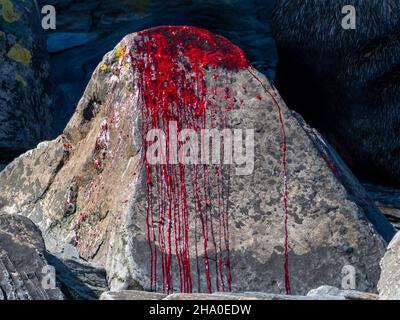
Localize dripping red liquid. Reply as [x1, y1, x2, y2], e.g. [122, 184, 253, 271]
[127, 26, 291, 294]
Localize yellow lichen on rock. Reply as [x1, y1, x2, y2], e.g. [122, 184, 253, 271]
[7, 43, 31, 65]
[115, 47, 125, 60]
[15, 73, 27, 86]
[0, 0, 21, 23]
[100, 63, 107, 72]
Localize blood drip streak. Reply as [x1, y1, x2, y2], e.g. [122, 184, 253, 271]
[130, 26, 290, 294]
[247, 69, 292, 295]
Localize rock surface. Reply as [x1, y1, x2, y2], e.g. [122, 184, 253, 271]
[0, 214, 64, 300]
[0, 27, 393, 296]
[100, 290, 166, 300]
[0, 0, 54, 167]
[100, 289, 378, 300]
[46, 252, 109, 300]
[307, 285, 379, 300]
[378, 231, 400, 299]
[364, 183, 400, 231]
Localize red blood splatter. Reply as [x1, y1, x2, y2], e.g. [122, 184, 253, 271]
[322, 153, 341, 180]
[126, 26, 291, 294]
[247, 69, 292, 295]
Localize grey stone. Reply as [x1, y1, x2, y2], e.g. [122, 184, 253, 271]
[46, 253, 108, 300]
[364, 183, 400, 231]
[0, 28, 393, 296]
[378, 231, 400, 300]
[307, 285, 378, 300]
[100, 290, 166, 300]
[164, 293, 259, 300]
[0, 214, 64, 300]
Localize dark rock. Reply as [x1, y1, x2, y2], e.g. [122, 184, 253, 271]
[0, 0, 55, 167]
[363, 183, 400, 231]
[0, 214, 64, 300]
[46, 251, 109, 300]
[47, 32, 99, 53]
[270, 0, 400, 187]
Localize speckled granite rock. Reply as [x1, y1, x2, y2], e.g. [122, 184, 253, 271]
[0, 214, 64, 300]
[0, 27, 393, 296]
[378, 231, 400, 299]
[0, 0, 54, 167]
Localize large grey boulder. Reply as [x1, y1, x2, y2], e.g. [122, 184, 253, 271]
[0, 0, 54, 167]
[0, 27, 393, 295]
[378, 231, 400, 299]
[0, 214, 64, 300]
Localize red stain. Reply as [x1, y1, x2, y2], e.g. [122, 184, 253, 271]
[125, 26, 291, 295]
[247, 69, 292, 295]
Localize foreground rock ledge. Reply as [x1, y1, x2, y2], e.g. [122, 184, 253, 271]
[0, 214, 64, 300]
[100, 288, 378, 300]
[0, 26, 394, 295]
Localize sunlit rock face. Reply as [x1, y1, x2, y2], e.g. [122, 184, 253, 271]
[0, 0, 54, 167]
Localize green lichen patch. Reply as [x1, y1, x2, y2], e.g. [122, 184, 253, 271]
[7, 43, 31, 66]
[0, 0, 21, 23]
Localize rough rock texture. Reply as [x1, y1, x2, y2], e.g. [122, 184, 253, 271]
[0, 214, 64, 300]
[307, 285, 379, 300]
[46, 252, 108, 300]
[37, 0, 277, 133]
[270, 0, 400, 187]
[0, 27, 393, 296]
[378, 231, 400, 299]
[100, 289, 378, 300]
[100, 290, 166, 300]
[0, 0, 54, 167]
